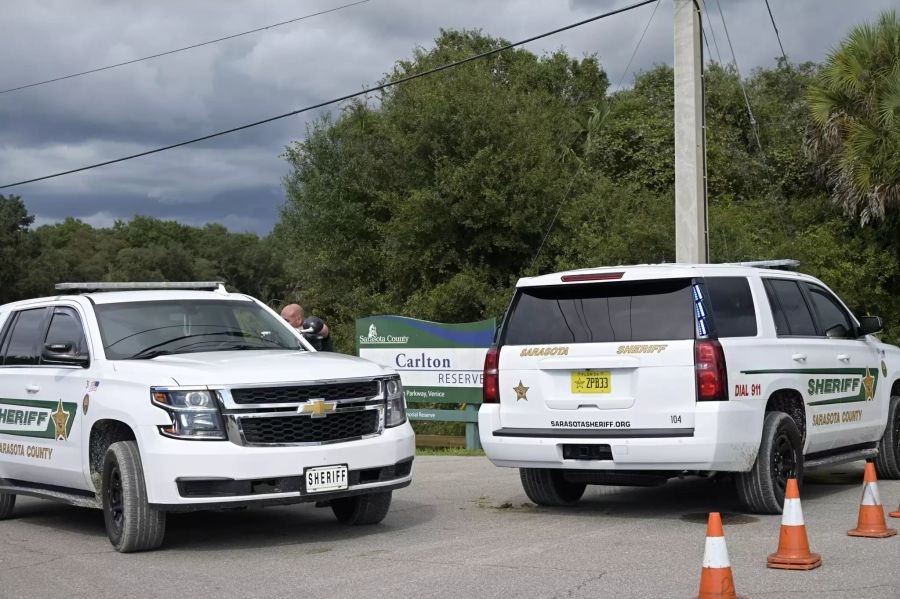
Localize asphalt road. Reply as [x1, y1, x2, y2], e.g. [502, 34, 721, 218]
[1, 457, 899, 599]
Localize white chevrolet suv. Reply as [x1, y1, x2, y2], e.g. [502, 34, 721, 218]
[479, 263, 900, 514]
[0, 282, 414, 552]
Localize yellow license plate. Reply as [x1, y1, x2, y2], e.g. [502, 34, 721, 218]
[571, 371, 611, 393]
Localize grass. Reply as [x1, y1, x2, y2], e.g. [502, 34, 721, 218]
[416, 446, 486, 457]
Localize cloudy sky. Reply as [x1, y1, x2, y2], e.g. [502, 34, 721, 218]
[1, 0, 895, 235]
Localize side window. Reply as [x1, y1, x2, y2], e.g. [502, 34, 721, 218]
[704, 277, 757, 337]
[804, 284, 853, 338]
[44, 309, 88, 357]
[763, 279, 817, 336]
[1, 308, 49, 366]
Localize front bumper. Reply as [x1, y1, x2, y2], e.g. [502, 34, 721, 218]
[137, 421, 415, 506]
[478, 402, 763, 472]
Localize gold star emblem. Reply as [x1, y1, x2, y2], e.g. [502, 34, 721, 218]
[513, 381, 529, 401]
[862, 369, 876, 401]
[50, 399, 70, 441]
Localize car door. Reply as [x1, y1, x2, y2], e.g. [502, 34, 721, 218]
[0, 305, 87, 489]
[800, 282, 882, 448]
[761, 278, 837, 453]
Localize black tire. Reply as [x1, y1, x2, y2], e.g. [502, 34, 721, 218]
[330, 491, 392, 525]
[0, 493, 15, 520]
[519, 468, 586, 506]
[101, 441, 166, 552]
[736, 411, 803, 514]
[875, 396, 900, 480]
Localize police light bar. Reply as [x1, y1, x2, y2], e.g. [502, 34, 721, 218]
[55, 282, 226, 292]
[733, 260, 800, 270]
[560, 272, 624, 282]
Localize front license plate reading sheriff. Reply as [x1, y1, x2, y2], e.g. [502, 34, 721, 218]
[571, 370, 611, 394]
[304, 464, 349, 493]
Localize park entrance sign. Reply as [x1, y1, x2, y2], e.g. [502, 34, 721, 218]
[356, 316, 495, 449]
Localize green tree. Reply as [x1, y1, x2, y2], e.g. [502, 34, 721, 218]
[806, 11, 900, 224]
[0, 194, 35, 303]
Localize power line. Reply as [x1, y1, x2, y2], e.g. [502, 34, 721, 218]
[531, 0, 659, 273]
[763, 0, 788, 65]
[0, 0, 657, 189]
[714, 0, 762, 152]
[700, 0, 723, 65]
[0, 0, 372, 95]
[615, 0, 661, 90]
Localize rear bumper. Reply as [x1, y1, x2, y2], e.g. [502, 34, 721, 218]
[478, 402, 763, 472]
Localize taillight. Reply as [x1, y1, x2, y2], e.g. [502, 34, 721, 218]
[483, 345, 500, 403]
[694, 340, 728, 401]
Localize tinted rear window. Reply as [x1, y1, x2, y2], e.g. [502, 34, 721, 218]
[502, 279, 694, 345]
[704, 277, 757, 337]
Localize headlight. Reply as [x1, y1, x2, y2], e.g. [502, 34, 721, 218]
[383, 376, 406, 428]
[152, 389, 226, 440]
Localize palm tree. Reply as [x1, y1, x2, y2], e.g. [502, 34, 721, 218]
[806, 11, 900, 225]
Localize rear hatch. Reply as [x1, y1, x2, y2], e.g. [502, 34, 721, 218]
[496, 276, 697, 434]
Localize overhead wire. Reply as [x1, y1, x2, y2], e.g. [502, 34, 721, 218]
[700, 0, 724, 65]
[713, 0, 762, 152]
[529, 0, 661, 274]
[0, 0, 658, 189]
[0, 0, 372, 95]
[763, 0, 788, 65]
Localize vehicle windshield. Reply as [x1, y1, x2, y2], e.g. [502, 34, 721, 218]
[94, 299, 304, 360]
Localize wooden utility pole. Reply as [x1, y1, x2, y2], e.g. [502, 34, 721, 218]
[674, 0, 708, 263]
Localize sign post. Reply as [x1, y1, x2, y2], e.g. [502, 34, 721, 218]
[356, 315, 495, 449]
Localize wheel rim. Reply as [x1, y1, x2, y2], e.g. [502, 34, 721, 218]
[771, 431, 797, 498]
[105, 464, 124, 539]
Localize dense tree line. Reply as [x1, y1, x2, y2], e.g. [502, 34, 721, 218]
[4, 14, 900, 349]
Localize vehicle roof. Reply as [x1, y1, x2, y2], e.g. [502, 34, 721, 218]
[517, 263, 815, 288]
[1, 289, 253, 309]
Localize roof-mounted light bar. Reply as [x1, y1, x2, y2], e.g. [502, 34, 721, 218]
[733, 260, 800, 270]
[560, 272, 625, 282]
[55, 281, 226, 293]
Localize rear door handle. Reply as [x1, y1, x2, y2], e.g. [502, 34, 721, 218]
[25, 384, 40, 394]
[792, 353, 807, 362]
[837, 354, 851, 362]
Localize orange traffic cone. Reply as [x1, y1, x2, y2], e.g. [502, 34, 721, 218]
[891, 502, 900, 519]
[696, 512, 746, 599]
[767, 478, 822, 570]
[847, 462, 897, 538]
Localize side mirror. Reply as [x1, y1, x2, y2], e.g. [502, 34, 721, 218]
[42, 342, 90, 367]
[825, 324, 850, 339]
[857, 316, 883, 336]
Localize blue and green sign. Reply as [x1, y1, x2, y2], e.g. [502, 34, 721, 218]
[356, 316, 494, 428]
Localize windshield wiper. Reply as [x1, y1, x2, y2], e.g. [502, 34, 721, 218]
[129, 348, 178, 360]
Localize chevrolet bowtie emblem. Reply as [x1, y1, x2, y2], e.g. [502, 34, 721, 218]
[301, 399, 336, 418]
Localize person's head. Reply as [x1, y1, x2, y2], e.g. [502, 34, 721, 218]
[280, 303, 304, 329]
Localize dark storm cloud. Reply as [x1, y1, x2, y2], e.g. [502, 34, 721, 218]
[1, 0, 896, 234]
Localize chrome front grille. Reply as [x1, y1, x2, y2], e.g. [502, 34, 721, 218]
[219, 378, 385, 447]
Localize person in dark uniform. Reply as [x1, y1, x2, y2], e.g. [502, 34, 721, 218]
[280, 303, 334, 351]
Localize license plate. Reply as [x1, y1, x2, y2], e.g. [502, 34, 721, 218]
[304, 464, 349, 493]
[571, 371, 611, 394]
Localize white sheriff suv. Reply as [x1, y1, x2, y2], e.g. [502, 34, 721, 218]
[0, 282, 414, 552]
[479, 263, 900, 514]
